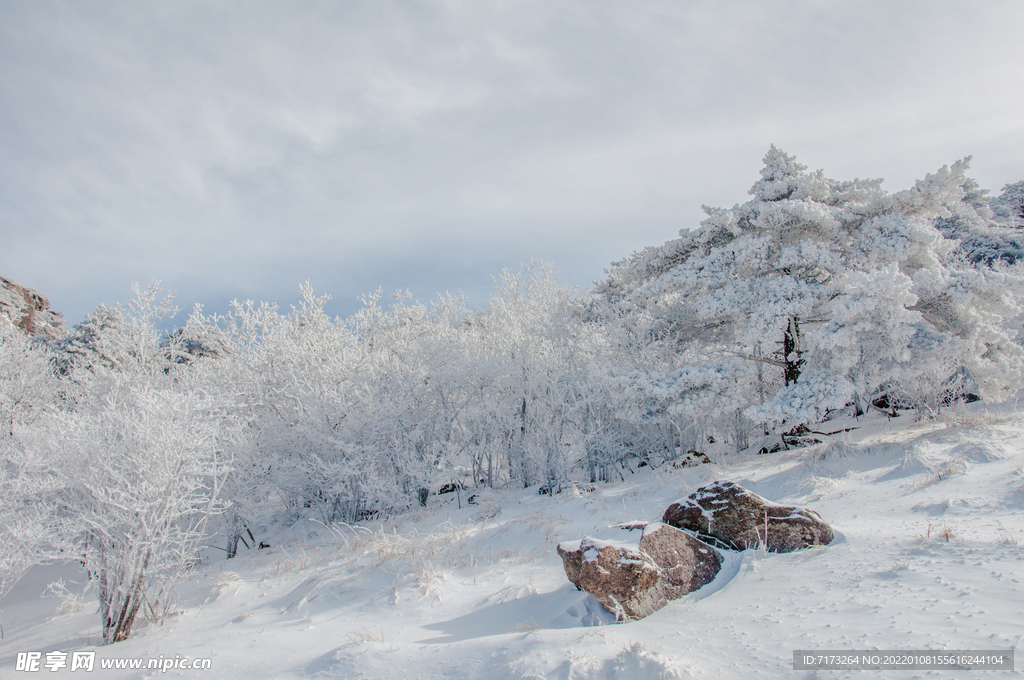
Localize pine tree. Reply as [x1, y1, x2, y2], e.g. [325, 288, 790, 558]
[598, 147, 1024, 431]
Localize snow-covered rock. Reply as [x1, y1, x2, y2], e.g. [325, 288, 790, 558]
[557, 527, 722, 620]
[662, 480, 833, 552]
[567, 537, 666, 620]
[637, 522, 721, 598]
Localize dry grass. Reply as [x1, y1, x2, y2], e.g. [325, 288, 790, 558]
[415, 560, 445, 603]
[346, 625, 386, 645]
[265, 546, 340, 579]
[74, 631, 100, 646]
[260, 518, 549, 609]
[937, 407, 1004, 430]
[43, 579, 85, 617]
[496, 510, 571, 542]
[483, 581, 537, 607]
[915, 459, 968, 488]
[916, 520, 961, 546]
[264, 521, 478, 581]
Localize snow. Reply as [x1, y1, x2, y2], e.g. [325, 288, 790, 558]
[2, 404, 1023, 679]
[574, 537, 648, 566]
[640, 523, 665, 537]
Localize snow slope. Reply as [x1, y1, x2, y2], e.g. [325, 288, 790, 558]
[2, 405, 1022, 679]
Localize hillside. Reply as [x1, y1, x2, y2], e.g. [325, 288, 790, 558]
[2, 404, 1021, 679]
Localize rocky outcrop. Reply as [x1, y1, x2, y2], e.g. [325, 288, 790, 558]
[662, 480, 833, 553]
[556, 528, 722, 620]
[0, 276, 63, 337]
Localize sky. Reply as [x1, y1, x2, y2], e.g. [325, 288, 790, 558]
[2, 0, 1023, 327]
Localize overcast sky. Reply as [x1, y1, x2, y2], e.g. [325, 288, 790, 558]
[2, 0, 1022, 326]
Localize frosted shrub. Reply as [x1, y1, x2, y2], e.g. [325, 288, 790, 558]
[0, 324, 71, 604]
[12, 285, 237, 644]
[52, 375, 232, 643]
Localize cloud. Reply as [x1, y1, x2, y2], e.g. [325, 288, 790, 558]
[1, 0, 1022, 325]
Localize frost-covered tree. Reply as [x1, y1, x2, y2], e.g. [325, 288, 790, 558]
[50, 375, 232, 643]
[991, 180, 1024, 229]
[0, 284, 236, 644]
[598, 147, 1024, 435]
[0, 324, 71, 606]
[58, 281, 190, 376]
[191, 267, 629, 523]
[933, 175, 1024, 267]
[464, 262, 604, 489]
[188, 284, 355, 530]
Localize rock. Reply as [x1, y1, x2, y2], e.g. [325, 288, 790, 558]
[759, 425, 824, 454]
[662, 480, 834, 553]
[556, 529, 722, 620]
[557, 537, 667, 620]
[611, 521, 648, 532]
[539, 480, 595, 495]
[556, 539, 585, 589]
[672, 450, 711, 468]
[637, 523, 722, 598]
[0, 276, 64, 337]
[437, 481, 465, 495]
[781, 424, 823, 448]
[578, 539, 667, 620]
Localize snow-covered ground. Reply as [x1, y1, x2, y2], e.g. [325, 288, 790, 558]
[2, 404, 1022, 679]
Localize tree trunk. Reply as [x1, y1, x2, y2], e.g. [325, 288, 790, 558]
[101, 547, 151, 644]
[518, 397, 529, 488]
[783, 316, 803, 386]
